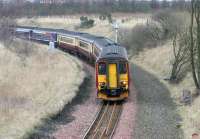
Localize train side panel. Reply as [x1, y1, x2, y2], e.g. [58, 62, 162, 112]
[57, 34, 77, 53]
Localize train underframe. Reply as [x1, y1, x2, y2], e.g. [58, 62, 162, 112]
[97, 89, 129, 101]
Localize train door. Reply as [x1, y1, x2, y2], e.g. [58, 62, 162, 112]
[108, 63, 117, 88]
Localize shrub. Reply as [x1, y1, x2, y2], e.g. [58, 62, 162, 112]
[80, 16, 94, 28]
[80, 16, 88, 22]
[169, 30, 191, 81]
[99, 13, 112, 23]
[152, 10, 191, 81]
[0, 17, 16, 44]
[120, 10, 188, 57]
[119, 23, 163, 56]
[107, 13, 113, 23]
[99, 15, 106, 20]
[152, 10, 186, 39]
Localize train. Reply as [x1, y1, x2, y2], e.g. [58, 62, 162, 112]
[15, 26, 130, 101]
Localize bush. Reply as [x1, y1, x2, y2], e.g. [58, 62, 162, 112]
[119, 23, 163, 56]
[152, 10, 186, 39]
[121, 19, 125, 23]
[99, 15, 106, 20]
[120, 10, 188, 57]
[80, 16, 94, 28]
[107, 13, 113, 23]
[0, 17, 16, 44]
[169, 30, 191, 81]
[99, 13, 112, 23]
[80, 16, 88, 22]
[152, 10, 190, 81]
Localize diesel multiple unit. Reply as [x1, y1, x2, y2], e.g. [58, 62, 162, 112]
[15, 26, 130, 101]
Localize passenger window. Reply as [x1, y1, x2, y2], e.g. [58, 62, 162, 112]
[98, 63, 106, 75]
[94, 46, 100, 57]
[119, 63, 127, 74]
[80, 41, 89, 49]
[61, 36, 74, 44]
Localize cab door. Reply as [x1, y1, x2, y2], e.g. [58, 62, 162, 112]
[108, 63, 117, 88]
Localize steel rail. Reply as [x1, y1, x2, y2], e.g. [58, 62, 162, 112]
[83, 101, 123, 139]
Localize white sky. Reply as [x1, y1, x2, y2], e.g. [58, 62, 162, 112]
[0, 0, 192, 1]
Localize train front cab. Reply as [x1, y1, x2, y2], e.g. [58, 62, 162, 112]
[96, 60, 129, 101]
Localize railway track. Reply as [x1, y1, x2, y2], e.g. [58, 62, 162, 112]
[83, 101, 123, 139]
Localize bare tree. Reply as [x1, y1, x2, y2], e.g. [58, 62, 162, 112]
[170, 29, 191, 81]
[0, 17, 16, 44]
[151, 0, 159, 9]
[190, 0, 200, 89]
[161, 0, 169, 8]
[195, 1, 200, 87]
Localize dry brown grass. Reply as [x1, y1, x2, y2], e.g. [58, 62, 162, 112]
[0, 39, 85, 139]
[17, 13, 149, 39]
[132, 42, 199, 139]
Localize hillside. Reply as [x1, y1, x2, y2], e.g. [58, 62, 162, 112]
[0, 40, 85, 139]
[132, 42, 199, 139]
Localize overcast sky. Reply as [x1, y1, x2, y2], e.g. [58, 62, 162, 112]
[0, 0, 192, 1]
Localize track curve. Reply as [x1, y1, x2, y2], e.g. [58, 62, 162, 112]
[83, 101, 123, 139]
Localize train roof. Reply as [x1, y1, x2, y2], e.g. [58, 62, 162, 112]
[78, 33, 97, 43]
[78, 34, 117, 49]
[16, 26, 115, 45]
[57, 29, 83, 36]
[16, 26, 57, 33]
[94, 38, 116, 48]
[15, 26, 128, 60]
[98, 45, 128, 60]
[16, 28, 32, 32]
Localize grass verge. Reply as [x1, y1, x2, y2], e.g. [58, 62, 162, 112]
[131, 63, 183, 138]
[132, 42, 199, 138]
[0, 39, 85, 139]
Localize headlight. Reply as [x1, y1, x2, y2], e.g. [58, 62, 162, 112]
[99, 82, 105, 86]
[99, 82, 106, 90]
[120, 81, 127, 86]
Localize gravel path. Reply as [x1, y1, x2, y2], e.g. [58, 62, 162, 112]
[131, 64, 184, 139]
[113, 75, 137, 138]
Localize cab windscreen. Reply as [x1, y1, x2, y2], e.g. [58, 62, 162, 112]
[98, 63, 106, 75]
[119, 63, 127, 74]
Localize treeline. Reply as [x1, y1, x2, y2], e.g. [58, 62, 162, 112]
[0, 0, 189, 17]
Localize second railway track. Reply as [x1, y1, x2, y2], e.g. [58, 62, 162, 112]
[83, 101, 123, 139]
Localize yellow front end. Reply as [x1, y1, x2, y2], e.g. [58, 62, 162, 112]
[97, 62, 129, 101]
[98, 75, 107, 90]
[108, 63, 117, 89]
[119, 73, 129, 91]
